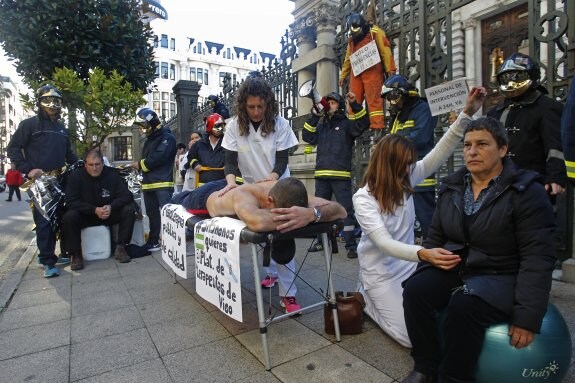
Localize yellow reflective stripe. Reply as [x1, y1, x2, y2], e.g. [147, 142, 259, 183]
[566, 160, 575, 179]
[304, 122, 316, 132]
[315, 170, 351, 178]
[391, 119, 415, 132]
[190, 159, 199, 167]
[369, 110, 384, 116]
[352, 108, 367, 119]
[236, 176, 244, 184]
[140, 159, 149, 172]
[141, 182, 174, 190]
[416, 178, 437, 187]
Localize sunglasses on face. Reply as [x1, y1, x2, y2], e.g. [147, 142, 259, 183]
[499, 71, 530, 84]
[40, 96, 63, 108]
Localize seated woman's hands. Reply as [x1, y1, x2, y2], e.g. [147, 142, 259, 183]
[417, 248, 461, 270]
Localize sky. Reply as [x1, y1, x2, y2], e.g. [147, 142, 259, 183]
[158, 0, 295, 55]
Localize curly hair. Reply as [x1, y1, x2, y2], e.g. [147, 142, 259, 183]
[360, 134, 416, 214]
[233, 77, 279, 137]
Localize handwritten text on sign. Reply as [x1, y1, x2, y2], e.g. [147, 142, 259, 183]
[161, 204, 193, 279]
[350, 40, 381, 77]
[424, 78, 469, 116]
[195, 217, 246, 322]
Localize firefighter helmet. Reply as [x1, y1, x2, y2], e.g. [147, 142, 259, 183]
[134, 108, 161, 136]
[497, 53, 540, 98]
[205, 113, 225, 135]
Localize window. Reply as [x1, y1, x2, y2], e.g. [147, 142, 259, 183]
[169, 64, 175, 80]
[190, 68, 196, 81]
[197, 69, 203, 84]
[161, 62, 168, 79]
[197, 42, 202, 55]
[154, 62, 159, 78]
[161, 34, 168, 48]
[162, 92, 169, 101]
[170, 38, 175, 51]
[152, 91, 160, 100]
[162, 102, 169, 119]
[111, 136, 132, 161]
[219, 72, 231, 87]
[153, 101, 160, 115]
[204, 69, 209, 85]
[170, 102, 176, 117]
[153, 35, 158, 48]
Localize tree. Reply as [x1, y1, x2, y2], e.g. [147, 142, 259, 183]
[22, 67, 145, 154]
[0, 0, 155, 92]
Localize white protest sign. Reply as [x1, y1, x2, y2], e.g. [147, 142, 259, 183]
[350, 40, 381, 76]
[161, 204, 193, 279]
[194, 217, 246, 322]
[424, 78, 469, 116]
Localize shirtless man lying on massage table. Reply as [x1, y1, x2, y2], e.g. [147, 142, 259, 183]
[171, 177, 347, 234]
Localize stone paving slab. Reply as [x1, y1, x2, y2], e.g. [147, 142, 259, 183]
[272, 343, 394, 383]
[71, 288, 133, 317]
[162, 337, 266, 383]
[70, 328, 159, 381]
[8, 283, 71, 310]
[15, 272, 72, 293]
[0, 318, 70, 361]
[0, 300, 71, 332]
[75, 358, 172, 383]
[136, 294, 208, 327]
[0, 345, 70, 383]
[71, 305, 145, 344]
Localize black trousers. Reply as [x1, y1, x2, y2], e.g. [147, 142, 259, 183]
[7, 185, 21, 201]
[315, 178, 357, 251]
[402, 267, 509, 383]
[61, 204, 135, 257]
[143, 189, 172, 244]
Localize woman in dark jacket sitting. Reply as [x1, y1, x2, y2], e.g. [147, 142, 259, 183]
[401, 117, 557, 383]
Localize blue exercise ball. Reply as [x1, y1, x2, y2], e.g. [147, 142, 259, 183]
[476, 303, 572, 383]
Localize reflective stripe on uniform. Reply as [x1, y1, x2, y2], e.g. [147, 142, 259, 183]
[142, 181, 174, 190]
[391, 118, 415, 133]
[140, 159, 149, 172]
[304, 122, 316, 132]
[566, 160, 575, 179]
[349, 108, 367, 120]
[416, 178, 437, 187]
[315, 169, 351, 178]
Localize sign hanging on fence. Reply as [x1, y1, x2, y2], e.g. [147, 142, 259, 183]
[161, 204, 193, 279]
[424, 78, 469, 116]
[194, 217, 246, 322]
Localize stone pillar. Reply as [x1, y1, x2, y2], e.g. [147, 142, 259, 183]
[315, 3, 339, 96]
[292, 18, 317, 113]
[172, 80, 201, 144]
[464, 19, 477, 88]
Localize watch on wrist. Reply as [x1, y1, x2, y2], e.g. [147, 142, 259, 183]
[312, 207, 321, 223]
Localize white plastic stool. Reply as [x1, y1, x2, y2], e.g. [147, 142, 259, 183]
[81, 225, 111, 261]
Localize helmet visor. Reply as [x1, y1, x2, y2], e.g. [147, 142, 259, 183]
[498, 71, 530, 85]
[383, 89, 402, 102]
[211, 122, 225, 134]
[40, 96, 62, 109]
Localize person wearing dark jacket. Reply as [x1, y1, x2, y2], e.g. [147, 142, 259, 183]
[132, 108, 177, 252]
[561, 77, 575, 181]
[401, 117, 556, 383]
[185, 113, 226, 186]
[6, 84, 78, 278]
[62, 150, 134, 270]
[207, 95, 230, 120]
[302, 91, 369, 258]
[5, 163, 23, 201]
[382, 74, 437, 241]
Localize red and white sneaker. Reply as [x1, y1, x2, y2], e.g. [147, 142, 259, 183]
[280, 296, 301, 313]
[261, 275, 278, 288]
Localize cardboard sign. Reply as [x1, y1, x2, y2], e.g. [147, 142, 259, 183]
[350, 40, 381, 76]
[194, 217, 246, 322]
[424, 78, 469, 116]
[161, 204, 193, 279]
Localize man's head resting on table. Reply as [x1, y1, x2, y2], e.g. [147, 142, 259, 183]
[267, 177, 309, 209]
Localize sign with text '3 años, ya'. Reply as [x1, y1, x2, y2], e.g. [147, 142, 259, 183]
[195, 217, 246, 322]
[161, 204, 193, 279]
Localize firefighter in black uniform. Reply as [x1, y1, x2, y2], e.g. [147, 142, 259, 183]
[381, 74, 437, 241]
[207, 95, 230, 120]
[132, 108, 177, 252]
[302, 91, 370, 258]
[7, 85, 78, 278]
[185, 113, 226, 186]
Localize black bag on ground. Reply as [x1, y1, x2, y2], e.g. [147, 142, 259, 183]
[125, 244, 151, 259]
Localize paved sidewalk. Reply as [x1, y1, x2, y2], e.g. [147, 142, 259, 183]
[0, 238, 573, 383]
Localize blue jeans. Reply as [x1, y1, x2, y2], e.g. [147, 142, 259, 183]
[143, 189, 173, 244]
[33, 207, 58, 266]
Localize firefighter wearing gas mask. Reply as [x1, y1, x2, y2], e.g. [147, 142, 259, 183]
[6, 84, 78, 278]
[185, 113, 227, 186]
[302, 91, 370, 258]
[381, 74, 437, 240]
[339, 13, 396, 130]
[132, 107, 176, 252]
[487, 52, 566, 195]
